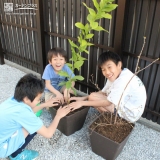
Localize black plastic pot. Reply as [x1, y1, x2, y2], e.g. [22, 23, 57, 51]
[50, 106, 89, 136]
[89, 115, 135, 160]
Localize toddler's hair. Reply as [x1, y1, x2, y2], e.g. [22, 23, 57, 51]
[47, 47, 67, 62]
[14, 74, 45, 102]
[98, 51, 123, 69]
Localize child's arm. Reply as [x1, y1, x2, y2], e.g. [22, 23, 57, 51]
[69, 99, 112, 111]
[36, 106, 72, 138]
[32, 98, 60, 113]
[45, 80, 64, 103]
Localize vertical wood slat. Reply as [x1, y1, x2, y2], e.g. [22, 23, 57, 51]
[56, 0, 64, 48]
[64, 0, 71, 58]
[51, 0, 57, 48]
[35, 0, 45, 73]
[114, 0, 126, 55]
[147, 1, 160, 58]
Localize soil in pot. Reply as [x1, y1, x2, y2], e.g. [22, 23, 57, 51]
[90, 113, 134, 143]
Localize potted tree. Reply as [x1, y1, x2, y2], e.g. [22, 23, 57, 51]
[49, 0, 118, 136]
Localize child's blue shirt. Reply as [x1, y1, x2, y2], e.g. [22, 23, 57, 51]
[0, 97, 43, 157]
[42, 64, 75, 91]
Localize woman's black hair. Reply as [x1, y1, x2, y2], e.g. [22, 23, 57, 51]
[14, 74, 45, 102]
[98, 50, 123, 69]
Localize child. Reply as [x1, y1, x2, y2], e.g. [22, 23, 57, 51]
[42, 47, 87, 104]
[0, 74, 72, 160]
[69, 51, 147, 123]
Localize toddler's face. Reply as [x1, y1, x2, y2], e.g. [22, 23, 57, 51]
[49, 54, 66, 73]
[101, 60, 122, 82]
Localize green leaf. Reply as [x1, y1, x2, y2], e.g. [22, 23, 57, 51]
[85, 23, 90, 34]
[71, 87, 77, 96]
[68, 39, 78, 48]
[77, 54, 87, 60]
[81, 39, 87, 47]
[90, 21, 98, 29]
[66, 63, 73, 70]
[84, 50, 89, 54]
[107, 0, 115, 2]
[94, 26, 108, 32]
[83, 2, 96, 16]
[83, 2, 89, 10]
[88, 8, 96, 16]
[93, 0, 100, 11]
[74, 61, 84, 70]
[85, 33, 94, 39]
[87, 42, 94, 46]
[100, 0, 105, 9]
[58, 81, 66, 86]
[71, 49, 78, 62]
[58, 71, 69, 77]
[87, 14, 94, 23]
[72, 75, 84, 81]
[66, 63, 72, 67]
[101, 12, 112, 19]
[75, 22, 85, 29]
[102, 4, 118, 12]
[66, 81, 72, 89]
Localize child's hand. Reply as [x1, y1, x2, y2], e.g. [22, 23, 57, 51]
[68, 101, 83, 111]
[55, 92, 64, 104]
[56, 105, 73, 118]
[45, 98, 60, 107]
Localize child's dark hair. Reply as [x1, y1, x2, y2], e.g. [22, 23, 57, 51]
[98, 51, 123, 69]
[47, 47, 67, 62]
[14, 74, 45, 102]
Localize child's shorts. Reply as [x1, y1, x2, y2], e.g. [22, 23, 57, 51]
[0, 128, 25, 158]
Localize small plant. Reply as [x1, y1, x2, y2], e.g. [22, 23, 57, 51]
[58, 0, 118, 101]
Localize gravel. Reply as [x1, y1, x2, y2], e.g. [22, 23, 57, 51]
[0, 64, 160, 160]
